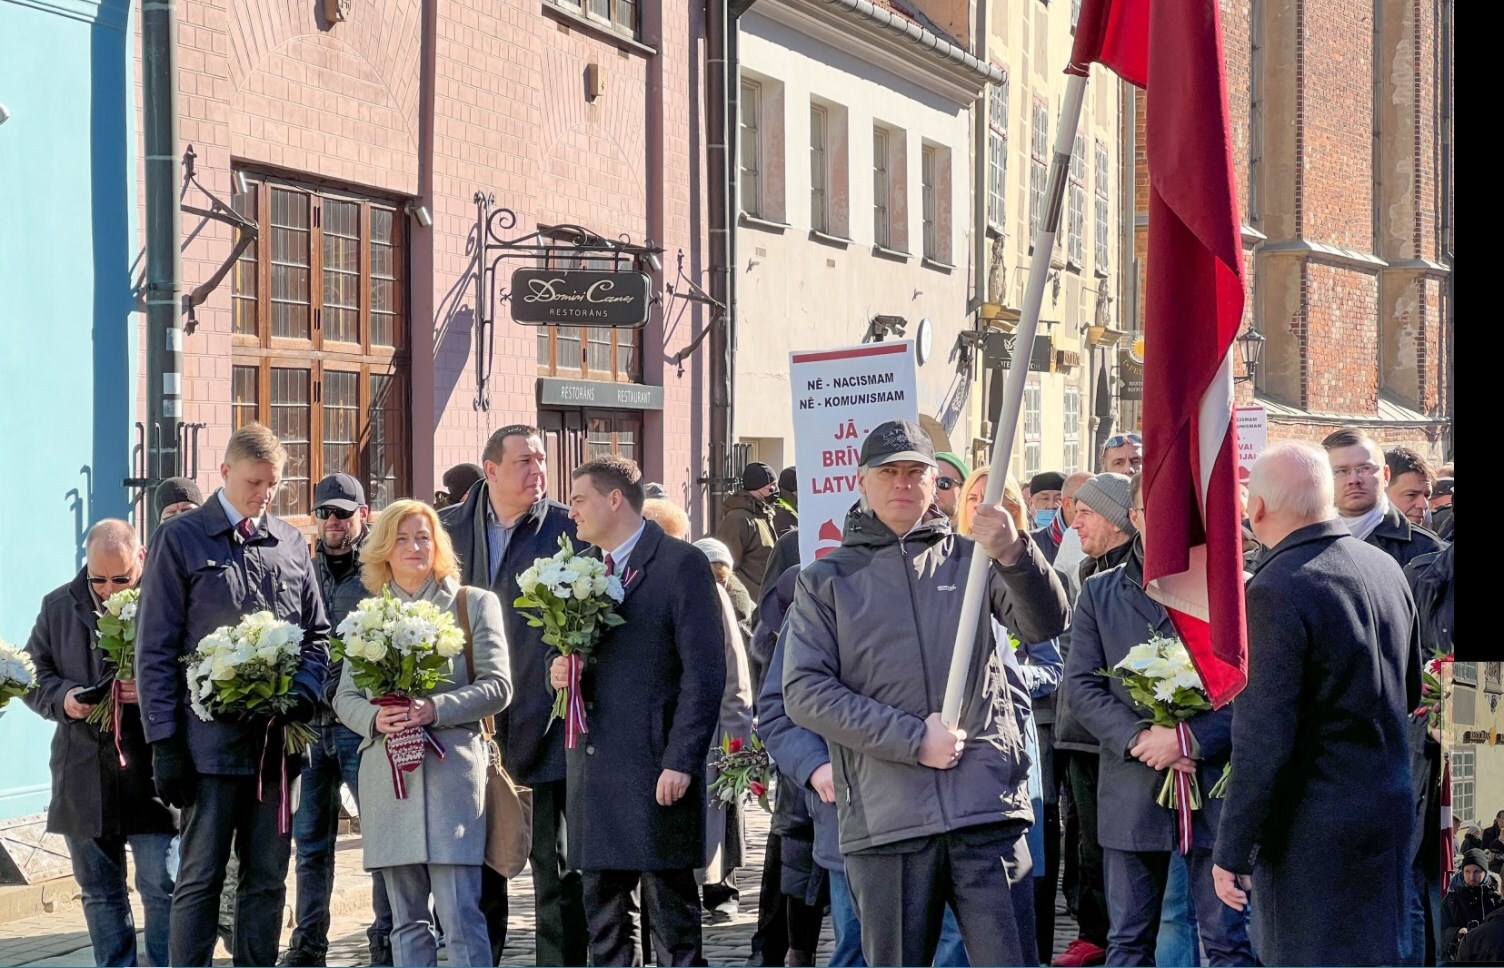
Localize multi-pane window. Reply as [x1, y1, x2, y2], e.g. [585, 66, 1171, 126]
[535, 249, 641, 383]
[550, 0, 638, 36]
[1095, 140, 1111, 271]
[1457, 662, 1479, 685]
[230, 171, 410, 516]
[921, 145, 938, 260]
[1068, 134, 1086, 266]
[1023, 376, 1043, 477]
[740, 80, 762, 218]
[1029, 99, 1048, 243]
[1454, 747, 1475, 826]
[988, 78, 1009, 231]
[873, 127, 892, 249]
[811, 104, 829, 234]
[1063, 385, 1081, 473]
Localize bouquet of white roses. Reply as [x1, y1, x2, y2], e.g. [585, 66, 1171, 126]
[514, 535, 625, 749]
[184, 611, 317, 754]
[1099, 629, 1213, 852]
[333, 592, 465, 798]
[0, 638, 37, 717]
[86, 589, 140, 746]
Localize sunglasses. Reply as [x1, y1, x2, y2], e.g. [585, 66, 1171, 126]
[87, 575, 134, 587]
[935, 479, 960, 491]
[315, 507, 357, 520]
[1104, 434, 1143, 449]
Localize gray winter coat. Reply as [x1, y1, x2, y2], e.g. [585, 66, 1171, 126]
[782, 506, 1069, 854]
[333, 577, 513, 870]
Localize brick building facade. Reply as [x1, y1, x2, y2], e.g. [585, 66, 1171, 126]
[142, 0, 714, 528]
[1125, 0, 1452, 459]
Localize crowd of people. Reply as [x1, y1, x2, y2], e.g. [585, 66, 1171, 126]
[16, 415, 1454, 967]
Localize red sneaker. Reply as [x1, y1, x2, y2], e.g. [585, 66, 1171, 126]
[1051, 938, 1108, 967]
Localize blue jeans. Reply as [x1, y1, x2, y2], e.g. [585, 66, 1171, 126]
[1154, 850, 1199, 967]
[65, 833, 174, 967]
[828, 866, 970, 968]
[290, 723, 392, 952]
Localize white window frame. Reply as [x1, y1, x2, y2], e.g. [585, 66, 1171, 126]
[873, 126, 892, 249]
[1029, 99, 1048, 245]
[740, 79, 763, 218]
[1024, 375, 1043, 477]
[922, 144, 938, 260]
[1095, 139, 1110, 272]
[1454, 747, 1476, 827]
[811, 104, 829, 234]
[1457, 662, 1479, 685]
[1068, 134, 1086, 267]
[988, 78, 1009, 232]
[1063, 385, 1081, 473]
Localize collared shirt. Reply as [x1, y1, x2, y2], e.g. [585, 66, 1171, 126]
[485, 500, 524, 585]
[603, 519, 648, 574]
[217, 489, 264, 541]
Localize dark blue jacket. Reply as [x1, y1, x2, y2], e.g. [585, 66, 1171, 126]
[440, 485, 576, 786]
[565, 521, 726, 871]
[136, 492, 330, 774]
[1064, 542, 1232, 853]
[1212, 520, 1419, 968]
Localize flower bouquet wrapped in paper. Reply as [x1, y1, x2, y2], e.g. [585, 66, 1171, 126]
[514, 535, 625, 749]
[334, 591, 464, 798]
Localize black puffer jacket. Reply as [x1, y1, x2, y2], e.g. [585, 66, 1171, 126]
[782, 505, 1069, 854]
[1448, 873, 1504, 961]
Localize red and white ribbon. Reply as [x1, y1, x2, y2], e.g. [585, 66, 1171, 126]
[112, 680, 127, 768]
[565, 653, 590, 750]
[1174, 721, 1194, 855]
[257, 720, 293, 836]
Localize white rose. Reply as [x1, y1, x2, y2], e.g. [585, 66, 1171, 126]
[1140, 658, 1176, 680]
[435, 627, 465, 658]
[343, 635, 366, 659]
[209, 652, 239, 681]
[1117, 643, 1161, 673]
[592, 575, 608, 596]
[364, 638, 389, 662]
[604, 576, 625, 603]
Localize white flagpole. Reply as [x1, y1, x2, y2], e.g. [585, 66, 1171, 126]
[941, 72, 1091, 727]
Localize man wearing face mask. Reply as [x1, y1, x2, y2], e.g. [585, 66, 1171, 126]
[1027, 471, 1066, 532]
[717, 462, 781, 603]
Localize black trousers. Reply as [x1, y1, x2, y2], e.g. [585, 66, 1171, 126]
[845, 822, 1031, 968]
[479, 865, 508, 964]
[531, 780, 588, 966]
[584, 869, 704, 967]
[1066, 752, 1109, 947]
[1035, 802, 1062, 960]
[169, 772, 292, 967]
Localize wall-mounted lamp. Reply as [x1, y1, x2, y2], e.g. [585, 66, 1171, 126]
[233, 170, 250, 196]
[641, 248, 663, 273]
[1235, 329, 1266, 383]
[867, 314, 907, 342]
[408, 202, 434, 228]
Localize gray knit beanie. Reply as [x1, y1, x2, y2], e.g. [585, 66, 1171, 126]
[1075, 472, 1137, 536]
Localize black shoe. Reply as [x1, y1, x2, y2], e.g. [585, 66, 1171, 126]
[368, 937, 394, 967]
[279, 943, 327, 967]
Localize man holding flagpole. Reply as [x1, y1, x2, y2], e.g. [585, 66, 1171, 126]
[782, 419, 1069, 967]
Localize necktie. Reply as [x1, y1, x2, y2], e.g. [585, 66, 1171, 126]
[604, 554, 616, 577]
[237, 517, 257, 543]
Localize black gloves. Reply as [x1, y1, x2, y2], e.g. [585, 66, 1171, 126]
[151, 735, 196, 808]
[281, 684, 321, 725]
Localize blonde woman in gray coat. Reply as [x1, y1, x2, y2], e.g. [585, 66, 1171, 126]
[333, 499, 512, 967]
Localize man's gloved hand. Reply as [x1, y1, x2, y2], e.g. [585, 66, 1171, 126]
[151, 736, 196, 808]
[282, 684, 321, 724]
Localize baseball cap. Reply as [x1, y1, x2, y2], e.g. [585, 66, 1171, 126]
[314, 473, 366, 511]
[859, 419, 937, 469]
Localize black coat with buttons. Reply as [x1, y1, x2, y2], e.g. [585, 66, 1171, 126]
[136, 492, 330, 774]
[565, 520, 726, 871]
[22, 570, 175, 839]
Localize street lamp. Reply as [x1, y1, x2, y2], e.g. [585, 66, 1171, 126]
[1235, 329, 1266, 384]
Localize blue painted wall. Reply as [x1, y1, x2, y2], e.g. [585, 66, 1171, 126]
[0, 0, 137, 821]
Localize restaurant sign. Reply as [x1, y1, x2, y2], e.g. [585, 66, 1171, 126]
[510, 269, 652, 328]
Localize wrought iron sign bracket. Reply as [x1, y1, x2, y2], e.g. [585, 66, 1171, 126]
[471, 191, 664, 411]
[179, 146, 258, 330]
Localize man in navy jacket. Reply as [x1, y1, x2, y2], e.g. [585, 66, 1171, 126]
[137, 423, 329, 967]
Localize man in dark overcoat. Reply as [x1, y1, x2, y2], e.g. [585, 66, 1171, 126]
[549, 455, 725, 967]
[136, 422, 330, 967]
[23, 519, 176, 968]
[441, 424, 580, 966]
[1213, 441, 1420, 967]
[1065, 475, 1253, 965]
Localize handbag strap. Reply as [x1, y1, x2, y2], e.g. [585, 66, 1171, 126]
[455, 586, 498, 741]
